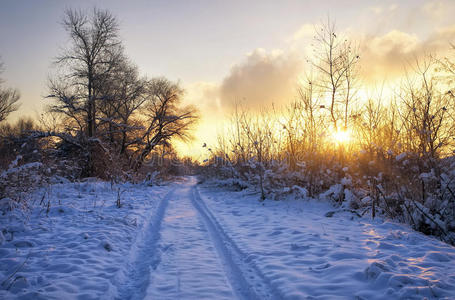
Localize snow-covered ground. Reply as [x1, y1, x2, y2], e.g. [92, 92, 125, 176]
[198, 181, 455, 299]
[1, 177, 454, 299]
[0, 180, 170, 299]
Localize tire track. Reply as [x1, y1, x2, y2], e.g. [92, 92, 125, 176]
[144, 183, 234, 299]
[115, 188, 175, 300]
[191, 186, 282, 300]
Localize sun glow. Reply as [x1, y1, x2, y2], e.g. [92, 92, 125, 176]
[331, 128, 352, 145]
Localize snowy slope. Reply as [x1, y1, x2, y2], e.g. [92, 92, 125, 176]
[1, 177, 455, 299]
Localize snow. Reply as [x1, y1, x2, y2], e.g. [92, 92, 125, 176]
[198, 180, 455, 299]
[0, 181, 170, 299]
[396, 152, 407, 161]
[1, 177, 455, 299]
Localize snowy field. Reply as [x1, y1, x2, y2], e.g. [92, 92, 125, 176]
[1, 177, 455, 299]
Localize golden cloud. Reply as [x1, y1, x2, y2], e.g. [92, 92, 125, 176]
[359, 25, 455, 82]
[184, 81, 221, 114]
[219, 48, 303, 110]
[187, 24, 455, 114]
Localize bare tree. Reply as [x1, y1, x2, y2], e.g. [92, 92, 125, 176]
[282, 78, 322, 170]
[95, 60, 149, 154]
[311, 19, 360, 131]
[48, 8, 123, 137]
[0, 61, 20, 123]
[130, 78, 198, 170]
[41, 8, 201, 177]
[436, 43, 455, 81]
[435, 44, 455, 126]
[399, 58, 454, 159]
[241, 111, 275, 200]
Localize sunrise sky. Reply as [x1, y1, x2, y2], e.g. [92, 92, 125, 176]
[1, 0, 455, 159]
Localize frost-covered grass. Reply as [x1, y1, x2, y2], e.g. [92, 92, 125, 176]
[0, 180, 169, 299]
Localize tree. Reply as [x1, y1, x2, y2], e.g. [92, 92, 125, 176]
[399, 58, 454, 159]
[44, 8, 200, 177]
[310, 19, 360, 131]
[436, 44, 455, 87]
[436, 44, 455, 128]
[48, 8, 124, 137]
[94, 59, 149, 154]
[131, 78, 198, 170]
[0, 61, 20, 123]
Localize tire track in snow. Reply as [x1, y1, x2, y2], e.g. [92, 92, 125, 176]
[191, 186, 283, 300]
[115, 188, 175, 300]
[144, 183, 234, 299]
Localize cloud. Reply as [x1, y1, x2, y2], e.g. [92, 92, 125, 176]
[182, 48, 306, 156]
[184, 81, 221, 114]
[181, 48, 305, 153]
[358, 25, 455, 82]
[359, 30, 419, 81]
[187, 23, 455, 113]
[421, 0, 455, 21]
[289, 24, 315, 43]
[426, 25, 455, 52]
[219, 48, 303, 110]
[177, 81, 224, 158]
[369, 3, 398, 15]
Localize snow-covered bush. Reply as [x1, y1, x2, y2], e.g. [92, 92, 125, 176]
[0, 159, 47, 214]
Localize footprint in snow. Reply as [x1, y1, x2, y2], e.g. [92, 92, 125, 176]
[14, 240, 34, 248]
[269, 230, 282, 236]
[290, 243, 310, 251]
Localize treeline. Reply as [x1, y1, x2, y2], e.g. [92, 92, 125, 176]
[0, 8, 198, 181]
[201, 22, 455, 244]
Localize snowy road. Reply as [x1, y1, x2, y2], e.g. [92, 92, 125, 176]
[140, 181, 234, 299]
[117, 178, 277, 300]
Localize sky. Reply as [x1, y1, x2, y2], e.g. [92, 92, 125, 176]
[1, 0, 454, 159]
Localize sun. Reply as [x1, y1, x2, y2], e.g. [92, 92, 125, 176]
[331, 128, 352, 145]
